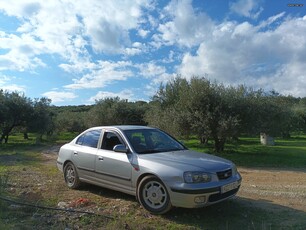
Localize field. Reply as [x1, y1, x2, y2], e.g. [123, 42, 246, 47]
[0, 134, 306, 229]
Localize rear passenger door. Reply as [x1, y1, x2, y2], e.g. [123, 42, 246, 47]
[72, 129, 101, 178]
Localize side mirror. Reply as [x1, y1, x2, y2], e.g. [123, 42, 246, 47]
[113, 144, 128, 153]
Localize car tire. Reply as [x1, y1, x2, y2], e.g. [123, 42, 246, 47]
[64, 162, 81, 189]
[137, 175, 172, 214]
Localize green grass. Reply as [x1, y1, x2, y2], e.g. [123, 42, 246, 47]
[55, 131, 79, 143]
[184, 135, 306, 168]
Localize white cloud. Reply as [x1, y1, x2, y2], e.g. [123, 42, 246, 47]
[123, 42, 146, 56]
[1, 84, 26, 93]
[138, 62, 167, 78]
[137, 62, 174, 84]
[42, 91, 77, 103]
[230, 0, 263, 19]
[0, 74, 26, 93]
[178, 13, 306, 95]
[0, 74, 9, 85]
[0, 32, 47, 71]
[64, 61, 133, 89]
[74, 0, 148, 53]
[0, 0, 152, 72]
[154, 0, 214, 47]
[124, 47, 142, 56]
[88, 89, 135, 103]
[258, 12, 286, 29]
[260, 62, 306, 97]
[137, 62, 175, 99]
[138, 29, 149, 38]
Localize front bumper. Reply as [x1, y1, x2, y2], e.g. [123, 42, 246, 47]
[57, 160, 64, 172]
[168, 174, 242, 208]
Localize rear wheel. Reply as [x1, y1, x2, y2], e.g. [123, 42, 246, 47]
[137, 175, 172, 214]
[64, 162, 81, 189]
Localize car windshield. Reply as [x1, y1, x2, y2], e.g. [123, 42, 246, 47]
[124, 128, 186, 154]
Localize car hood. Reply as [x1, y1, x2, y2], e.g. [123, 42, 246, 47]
[137, 150, 233, 172]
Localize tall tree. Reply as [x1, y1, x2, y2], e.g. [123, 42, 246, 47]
[184, 78, 240, 152]
[0, 91, 33, 143]
[27, 97, 54, 142]
[87, 97, 148, 127]
[146, 78, 191, 137]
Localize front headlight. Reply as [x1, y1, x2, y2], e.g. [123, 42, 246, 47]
[232, 165, 238, 175]
[184, 172, 211, 183]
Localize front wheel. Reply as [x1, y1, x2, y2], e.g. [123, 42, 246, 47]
[64, 162, 81, 189]
[137, 175, 172, 214]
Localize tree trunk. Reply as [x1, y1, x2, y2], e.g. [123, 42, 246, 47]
[200, 135, 208, 144]
[1, 125, 15, 144]
[0, 133, 9, 143]
[4, 135, 9, 143]
[214, 137, 226, 153]
[0, 134, 4, 144]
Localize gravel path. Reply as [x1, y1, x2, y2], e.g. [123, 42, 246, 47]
[238, 167, 306, 212]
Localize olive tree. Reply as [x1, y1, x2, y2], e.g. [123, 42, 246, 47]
[0, 91, 33, 143]
[55, 110, 87, 133]
[146, 77, 241, 152]
[26, 97, 54, 142]
[182, 78, 240, 152]
[145, 78, 192, 138]
[87, 97, 148, 127]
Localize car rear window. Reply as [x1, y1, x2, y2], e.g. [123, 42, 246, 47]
[76, 129, 101, 148]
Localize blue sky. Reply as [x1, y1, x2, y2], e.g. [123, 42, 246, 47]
[0, 0, 305, 106]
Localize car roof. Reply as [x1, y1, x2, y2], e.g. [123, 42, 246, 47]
[90, 125, 156, 131]
[115, 125, 155, 131]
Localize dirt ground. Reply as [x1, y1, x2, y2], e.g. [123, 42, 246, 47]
[238, 167, 306, 213]
[2, 146, 306, 228]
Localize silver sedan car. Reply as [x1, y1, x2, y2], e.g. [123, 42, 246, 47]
[57, 125, 241, 214]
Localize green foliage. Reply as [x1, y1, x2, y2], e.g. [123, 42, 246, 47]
[87, 97, 148, 127]
[292, 100, 306, 133]
[0, 90, 33, 143]
[1, 77, 306, 151]
[146, 77, 244, 152]
[146, 78, 192, 137]
[55, 110, 87, 133]
[27, 97, 55, 142]
[145, 76, 306, 152]
[0, 91, 54, 144]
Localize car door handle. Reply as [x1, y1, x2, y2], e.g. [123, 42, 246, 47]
[98, 156, 104, 161]
[73, 151, 78, 155]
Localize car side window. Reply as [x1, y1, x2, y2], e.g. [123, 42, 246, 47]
[76, 129, 101, 148]
[101, 131, 123, 151]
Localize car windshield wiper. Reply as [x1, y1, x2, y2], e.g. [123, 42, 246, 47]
[138, 148, 184, 154]
[162, 148, 184, 152]
[138, 149, 161, 154]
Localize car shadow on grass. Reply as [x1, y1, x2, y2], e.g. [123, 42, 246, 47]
[77, 183, 136, 202]
[73, 183, 306, 230]
[162, 196, 306, 230]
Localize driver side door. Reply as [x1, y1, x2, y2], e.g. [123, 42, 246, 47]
[95, 130, 133, 192]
